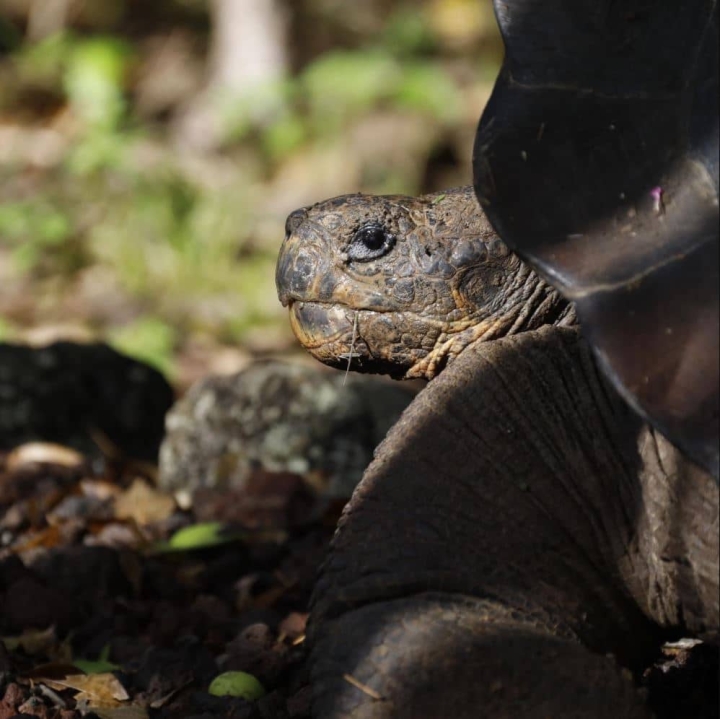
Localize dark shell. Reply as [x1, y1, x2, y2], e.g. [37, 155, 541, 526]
[474, 0, 719, 477]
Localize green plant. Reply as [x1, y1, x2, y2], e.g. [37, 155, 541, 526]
[109, 317, 178, 376]
[0, 200, 74, 274]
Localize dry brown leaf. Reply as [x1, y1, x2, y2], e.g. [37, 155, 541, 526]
[278, 612, 308, 642]
[54, 633, 75, 665]
[43, 671, 130, 705]
[7, 443, 85, 470]
[1, 626, 57, 656]
[88, 428, 123, 461]
[86, 521, 150, 549]
[115, 478, 175, 525]
[11, 524, 65, 552]
[89, 429, 159, 483]
[148, 680, 193, 709]
[253, 582, 293, 609]
[25, 666, 129, 707]
[22, 661, 81, 683]
[81, 478, 122, 501]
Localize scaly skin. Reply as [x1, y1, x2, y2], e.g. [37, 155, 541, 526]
[276, 186, 575, 379]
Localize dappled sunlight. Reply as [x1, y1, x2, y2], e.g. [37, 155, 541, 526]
[0, 0, 502, 385]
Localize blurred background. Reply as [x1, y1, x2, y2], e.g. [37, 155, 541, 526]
[0, 0, 503, 390]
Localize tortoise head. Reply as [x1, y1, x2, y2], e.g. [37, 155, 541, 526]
[276, 186, 570, 379]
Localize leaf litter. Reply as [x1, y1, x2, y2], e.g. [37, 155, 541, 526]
[0, 441, 337, 718]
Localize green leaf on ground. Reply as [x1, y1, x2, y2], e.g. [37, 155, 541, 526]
[153, 522, 242, 553]
[208, 671, 266, 700]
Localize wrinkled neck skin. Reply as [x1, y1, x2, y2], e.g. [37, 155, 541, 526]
[276, 185, 576, 380]
[429, 243, 576, 379]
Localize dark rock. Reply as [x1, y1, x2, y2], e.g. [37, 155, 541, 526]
[0, 555, 28, 588]
[1, 574, 80, 634]
[225, 623, 289, 686]
[127, 640, 218, 696]
[0, 642, 9, 674]
[31, 546, 135, 606]
[0, 341, 174, 461]
[286, 685, 312, 718]
[174, 692, 254, 719]
[257, 691, 289, 719]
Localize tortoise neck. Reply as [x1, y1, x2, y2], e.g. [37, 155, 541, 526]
[457, 245, 576, 338]
[407, 266, 576, 380]
[501, 262, 577, 334]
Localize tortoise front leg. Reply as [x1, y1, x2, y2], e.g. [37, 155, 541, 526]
[312, 595, 650, 718]
[308, 328, 715, 718]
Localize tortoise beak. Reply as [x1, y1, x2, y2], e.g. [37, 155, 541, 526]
[276, 233, 313, 307]
[275, 246, 294, 307]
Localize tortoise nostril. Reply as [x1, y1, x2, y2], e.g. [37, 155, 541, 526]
[276, 240, 318, 306]
[285, 207, 308, 237]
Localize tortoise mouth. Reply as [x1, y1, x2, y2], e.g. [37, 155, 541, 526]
[288, 300, 359, 351]
[287, 301, 408, 377]
[289, 300, 377, 372]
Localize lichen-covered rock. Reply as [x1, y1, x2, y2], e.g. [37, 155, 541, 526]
[158, 360, 416, 499]
[0, 342, 174, 461]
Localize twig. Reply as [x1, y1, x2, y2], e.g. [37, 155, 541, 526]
[342, 673, 384, 700]
[339, 311, 360, 385]
[36, 684, 67, 709]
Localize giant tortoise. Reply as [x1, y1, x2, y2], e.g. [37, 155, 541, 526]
[275, 1, 718, 717]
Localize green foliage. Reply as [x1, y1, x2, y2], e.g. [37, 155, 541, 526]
[82, 163, 280, 343]
[109, 317, 178, 377]
[301, 50, 400, 133]
[7, 32, 133, 173]
[260, 109, 307, 162]
[208, 671, 266, 700]
[298, 49, 460, 133]
[0, 1, 502, 372]
[64, 37, 131, 129]
[224, 40, 461, 155]
[14, 32, 74, 83]
[0, 200, 69, 242]
[0, 318, 17, 342]
[12, 32, 131, 129]
[61, 36, 134, 173]
[66, 128, 128, 174]
[394, 61, 461, 119]
[0, 200, 73, 273]
[154, 522, 246, 552]
[73, 645, 120, 674]
[382, 7, 437, 57]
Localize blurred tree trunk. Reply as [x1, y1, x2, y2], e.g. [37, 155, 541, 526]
[209, 0, 287, 93]
[27, 0, 70, 41]
[174, 0, 289, 151]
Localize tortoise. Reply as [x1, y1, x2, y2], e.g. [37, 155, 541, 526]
[274, 1, 718, 717]
[276, 186, 718, 717]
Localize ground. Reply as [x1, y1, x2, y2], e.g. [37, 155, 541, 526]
[0, 441, 343, 718]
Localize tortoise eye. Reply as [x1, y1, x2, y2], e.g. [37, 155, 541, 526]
[347, 223, 395, 262]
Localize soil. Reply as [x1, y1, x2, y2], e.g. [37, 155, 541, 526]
[0, 443, 341, 719]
